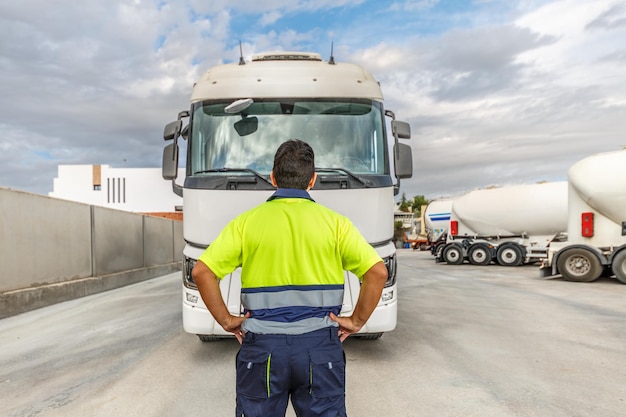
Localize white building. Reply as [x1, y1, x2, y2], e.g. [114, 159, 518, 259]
[49, 165, 185, 214]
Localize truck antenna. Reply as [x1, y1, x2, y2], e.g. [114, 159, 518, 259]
[238, 41, 245, 65]
[328, 41, 335, 65]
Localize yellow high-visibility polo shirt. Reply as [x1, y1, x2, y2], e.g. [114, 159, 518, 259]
[197, 188, 383, 334]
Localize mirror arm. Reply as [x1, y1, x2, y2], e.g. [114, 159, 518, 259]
[172, 180, 183, 197]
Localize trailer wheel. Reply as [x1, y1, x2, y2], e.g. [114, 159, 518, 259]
[496, 243, 523, 266]
[557, 248, 602, 282]
[433, 242, 445, 257]
[443, 244, 464, 265]
[611, 250, 626, 284]
[468, 243, 492, 265]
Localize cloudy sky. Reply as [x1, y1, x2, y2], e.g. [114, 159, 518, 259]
[1, 0, 625, 200]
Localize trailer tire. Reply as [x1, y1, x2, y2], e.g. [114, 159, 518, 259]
[468, 243, 492, 265]
[443, 244, 464, 265]
[557, 248, 602, 282]
[611, 250, 626, 284]
[496, 243, 524, 266]
[433, 242, 444, 257]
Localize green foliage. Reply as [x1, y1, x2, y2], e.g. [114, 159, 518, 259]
[398, 192, 411, 212]
[411, 195, 429, 216]
[393, 221, 406, 246]
[396, 193, 430, 215]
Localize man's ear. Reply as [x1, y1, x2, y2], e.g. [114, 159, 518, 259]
[270, 171, 278, 187]
[306, 172, 317, 191]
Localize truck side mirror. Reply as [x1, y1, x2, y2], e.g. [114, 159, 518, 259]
[162, 142, 179, 180]
[394, 143, 413, 179]
[392, 120, 411, 139]
[164, 120, 182, 141]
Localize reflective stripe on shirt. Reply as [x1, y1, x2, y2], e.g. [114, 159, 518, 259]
[241, 284, 343, 309]
[243, 315, 339, 335]
[241, 284, 343, 334]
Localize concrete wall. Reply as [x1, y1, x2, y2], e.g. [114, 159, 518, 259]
[0, 188, 183, 318]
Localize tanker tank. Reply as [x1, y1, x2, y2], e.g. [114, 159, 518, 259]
[424, 198, 454, 241]
[541, 149, 626, 284]
[437, 182, 568, 266]
[451, 182, 568, 239]
[567, 150, 626, 248]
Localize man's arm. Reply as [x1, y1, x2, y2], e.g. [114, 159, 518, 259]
[329, 261, 388, 342]
[191, 260, 247, 343]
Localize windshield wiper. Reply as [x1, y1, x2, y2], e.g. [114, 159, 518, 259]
[315, 167, 372, 187]
[194, 168, 273, 186]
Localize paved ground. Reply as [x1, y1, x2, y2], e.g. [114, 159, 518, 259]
[1, 250, 626, 416]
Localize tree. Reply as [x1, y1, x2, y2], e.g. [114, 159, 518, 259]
[398, 192, 411, 212]
[411, 195, 429, 216]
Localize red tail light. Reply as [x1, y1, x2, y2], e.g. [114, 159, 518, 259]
[581, 212, 594, 237]
[450, 220, 458, 236]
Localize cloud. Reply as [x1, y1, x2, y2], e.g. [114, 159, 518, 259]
[585, 2, 626, 30]
[259, 11, 284, 26]
[0, 0, 625, 203]
[389, 0, 441, 12]
[422, 26, 556, 101]
[342, 1, 626, 199]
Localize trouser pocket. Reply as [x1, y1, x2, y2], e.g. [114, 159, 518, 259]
[309, 347, 345, 398]
[236, 345, 272, 399]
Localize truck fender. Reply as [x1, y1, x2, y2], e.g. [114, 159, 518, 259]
[553, 244, 609, 274]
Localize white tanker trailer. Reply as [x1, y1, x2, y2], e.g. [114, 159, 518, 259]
[424, 198, 454, 241]
[424, 198, 454, 255]
[540, 149, 626, 283]
[436, 181, 568, 266]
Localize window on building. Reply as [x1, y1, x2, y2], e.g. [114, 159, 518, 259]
[107, 177, 126, 203]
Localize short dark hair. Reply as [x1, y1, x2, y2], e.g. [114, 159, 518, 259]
[272, 139, 315, 189]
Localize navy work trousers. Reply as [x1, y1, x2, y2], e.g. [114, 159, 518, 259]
[235, 327, 347, 417]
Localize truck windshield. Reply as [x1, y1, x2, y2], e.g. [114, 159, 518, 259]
[189, 99, 387, 178]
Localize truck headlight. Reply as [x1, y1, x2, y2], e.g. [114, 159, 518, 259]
[185, 292, 198, 303]
[382, 291, 394, 302]
[183, 256, 198, 289]
[382, 254, 397, 287]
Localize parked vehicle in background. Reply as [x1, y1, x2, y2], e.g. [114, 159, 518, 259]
[161, 51, 414, 340]
[540, 149, 626, 283]
[424, 198, 454, 256]
[436, 182, 568, 266]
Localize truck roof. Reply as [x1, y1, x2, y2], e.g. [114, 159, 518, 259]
[191, 51, 384, 102]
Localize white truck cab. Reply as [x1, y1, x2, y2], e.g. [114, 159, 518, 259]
[162, 52, 413, 340]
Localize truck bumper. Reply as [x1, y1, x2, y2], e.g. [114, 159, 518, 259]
[182, 296, 230, 336]
[182, 285, 398, 336]
[357, 296, 398, 333]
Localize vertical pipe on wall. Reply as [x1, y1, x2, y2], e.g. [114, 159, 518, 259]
[90, 205, 96, 277]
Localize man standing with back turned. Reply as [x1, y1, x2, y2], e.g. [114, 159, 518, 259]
[192, 139, 388, 417]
